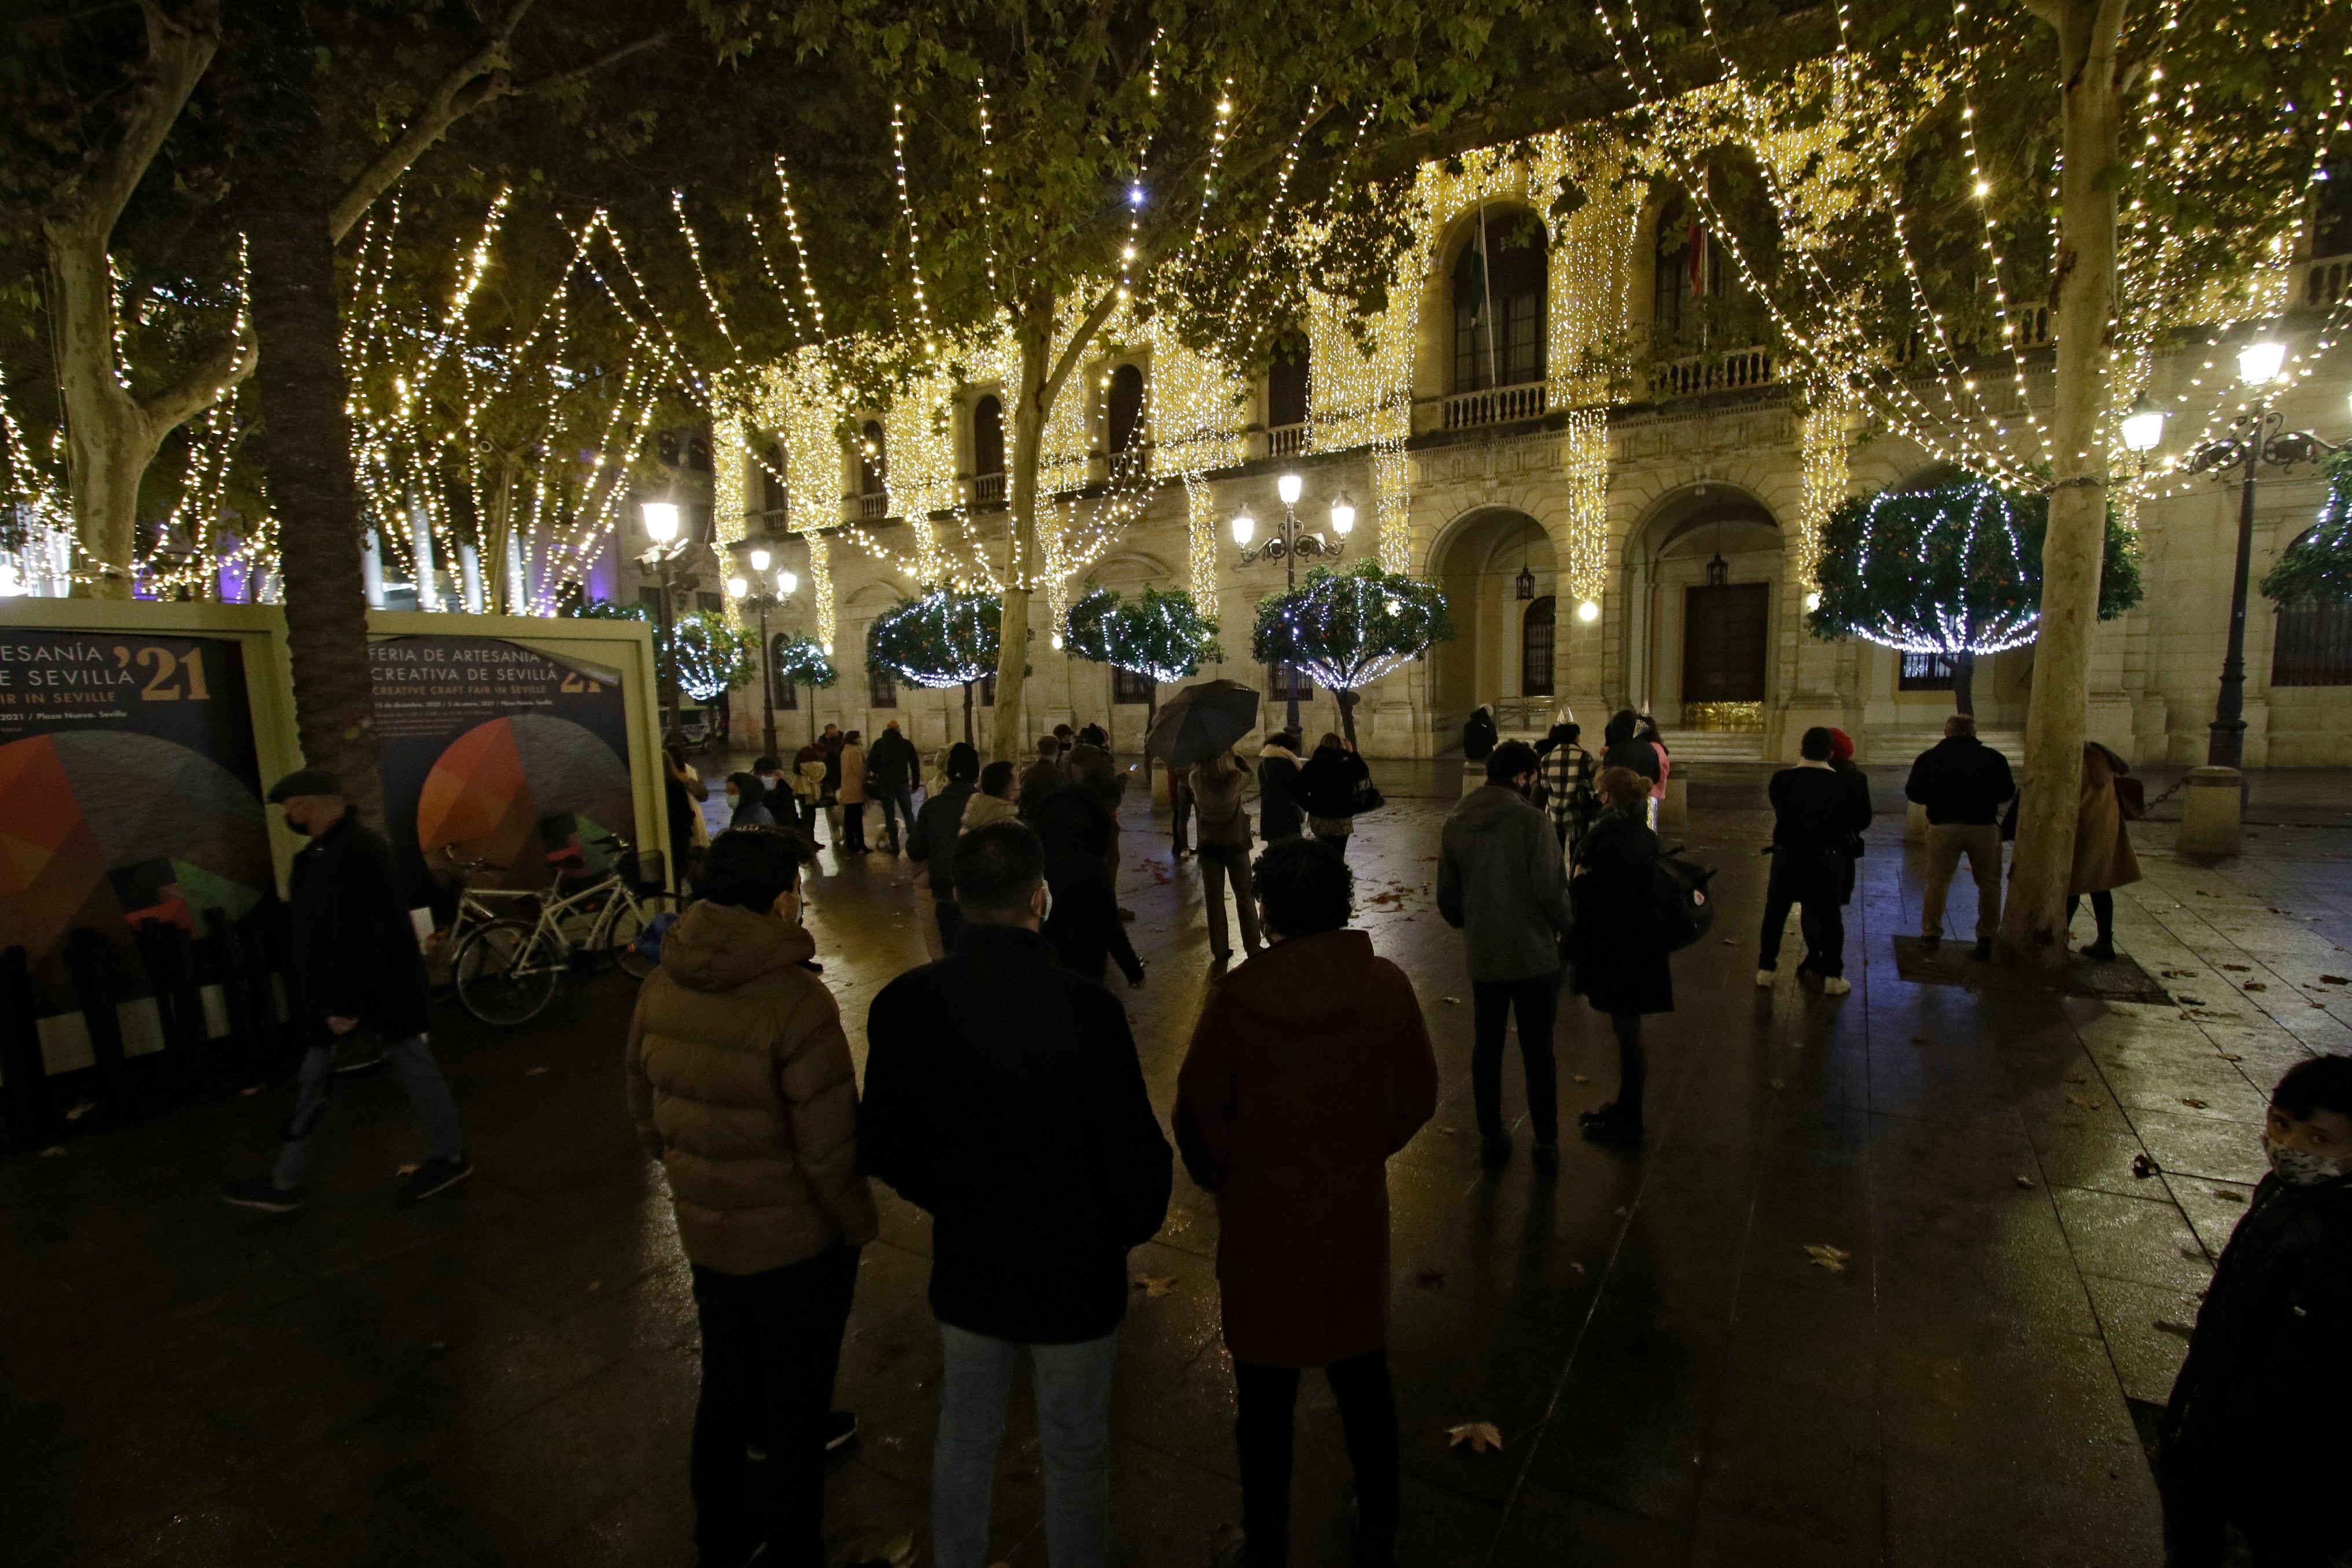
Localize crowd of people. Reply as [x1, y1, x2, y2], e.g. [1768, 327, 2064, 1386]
[217, 704, 2346, 1568]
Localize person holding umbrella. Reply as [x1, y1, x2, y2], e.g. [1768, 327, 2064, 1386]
[1187, 744, 1262, 969]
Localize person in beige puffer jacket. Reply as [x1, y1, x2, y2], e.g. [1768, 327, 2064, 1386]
[626, 827, 881, 1568]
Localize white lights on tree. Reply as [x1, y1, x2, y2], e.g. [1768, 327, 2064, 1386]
[1277, 473, 1303, 506]
[642, 501, 680, 544]
[2237, 341, 2288, 386]
[1249, 562, 1454, 747]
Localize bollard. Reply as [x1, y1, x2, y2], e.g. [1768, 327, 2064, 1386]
[2175, 766, 2243, 857]
[1659, 774, 1689, 829]
[1460, 760, 1484, 799]
[1, 946, 52, 1146]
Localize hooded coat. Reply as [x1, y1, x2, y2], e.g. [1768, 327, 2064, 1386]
[1256, 739, 1306, 840]
[1439, 783, 1574, 982]
[1571, 806, 1674, 1016]
[1173, 929, 1438, 1367]
[1296, 743, 1369, 821]
[625, 902, 879, 1276]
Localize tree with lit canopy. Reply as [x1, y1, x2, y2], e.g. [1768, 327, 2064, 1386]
[1251, 562, 1452, 750]
[772, 636, 841, 744]
[867, 589, 1004, 746]
[671, 609, 758, 706]
[1807, 477, 2142, 715]
[1063, 584, 1223, 788]
[2261, 453, 2352, 610]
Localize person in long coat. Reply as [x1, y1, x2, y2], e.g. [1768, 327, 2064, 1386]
[2068, 740, 2142, 962]
[1295, 732, 1370, 859]
[1174, 836, 1437, 1568]
[1570, 766, 1673, 1145]
[836, 733, 869, 853]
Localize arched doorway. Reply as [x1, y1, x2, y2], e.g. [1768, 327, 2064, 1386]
[1430, 507, 1558, 744]
[1622, 484, 1783, 735]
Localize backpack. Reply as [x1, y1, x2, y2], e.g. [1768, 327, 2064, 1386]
[1651, 848, 1717, 952]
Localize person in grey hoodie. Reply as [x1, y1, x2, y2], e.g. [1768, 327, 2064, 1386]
[1438, 739, 1575, 1172]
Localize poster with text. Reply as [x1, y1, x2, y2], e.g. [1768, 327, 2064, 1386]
[370, 636, 635, 908]
[0, 630, 273, 997]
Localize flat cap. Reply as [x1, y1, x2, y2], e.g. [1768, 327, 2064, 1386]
[266, 768, 344, 803]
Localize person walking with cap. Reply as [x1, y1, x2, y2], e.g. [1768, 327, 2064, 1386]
[224, 769, 469, 1212]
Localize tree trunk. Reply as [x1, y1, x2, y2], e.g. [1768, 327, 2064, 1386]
[484, 454, 519, 613]
[1142, 684, 1156, 796]
[962, 681, 975, 746]
[1953, 651, 1976, 717]
[235, 0, 384, 824]
[1337, 689, 1362, 751]
[1998, 0, 2124, 968]
[988, 313, 1053, 764]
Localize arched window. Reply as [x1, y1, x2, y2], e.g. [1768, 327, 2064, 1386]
[2273, 531, 2352, 686]
[1522, 595, 1556, 697]
[1453, 211, 1547, 392]
[1267, 347, 1309, 430]
[972, 395, 1005, 477]
[857, 420, 887, 518]
[760, 442, 787, 519]
[1106, 363, 1145, 460]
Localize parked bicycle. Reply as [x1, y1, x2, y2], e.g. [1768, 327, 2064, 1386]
[425, 851, 544, 1000]
[451, 838, 673, 1027]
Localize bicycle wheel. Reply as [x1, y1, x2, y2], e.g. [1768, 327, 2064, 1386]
[454, 920, 561, 1027]
[606, 892, 673, 979]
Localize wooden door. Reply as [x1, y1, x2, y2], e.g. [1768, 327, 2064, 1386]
[1682, 582, 1769, 703]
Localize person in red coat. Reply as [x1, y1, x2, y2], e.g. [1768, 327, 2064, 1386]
[1173, 836, 1439, 1568]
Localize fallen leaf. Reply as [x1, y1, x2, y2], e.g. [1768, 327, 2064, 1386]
[1131, 1274, 1177, 1298]
[585, 1281, 603, 1293]
[2221, 963, 2250, 972]
[1568, 1260, 1587, 1276]
[2220, 1053, 2243, 1061]
[2016, 1175, 2037, 1189]
[1805, 1244, 1852, 1273]
[2243, 982, 2267, 993]
[1572, 1075, 1591, 1084]
[1769, 1078, 1787, 1090]
[430, 1339, 448, 1351]
[2067, 1094, 2100, 1109]
[881, 1534, 916, 1567]
[2153, 1320, 2194, 1341]
[2173, 995, 2206, 1006]
[2213, 1188, 2246, 1204]
[525, 1065, 551, 1076]
[239, 1084, 263, 1097]
[2160, 969, 2198, 979]
[1438, 1125, 1458, 1136]
[2322, 975, 2349, 986]
[1442, 996, 1461, 1005]
[39, 1145, 65, 1159]
[1447, 1421, 1506, 1454]
[2179, 1097, 2209, 1109]
[2065, 1072, 2087, 1084]
[1415, 1268, 1448, 1287]
[396, 1163, 421, 1176]
[1614, 1205, 1631, 1218]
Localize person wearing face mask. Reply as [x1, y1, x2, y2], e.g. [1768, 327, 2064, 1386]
[624, 828, 882, 1568]
[862, 820, 1173, 1568]
[223, 771, 467, 1213]
[1439, 739, 1575, 1172]
[727, 771, 778, 829]
[2156, 1054, 2352, 1568]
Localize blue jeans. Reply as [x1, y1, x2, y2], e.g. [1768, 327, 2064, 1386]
[272, 1032, 464, 1188]
[877, 788, 917, 849]
[932, 1322, 1117, 1568]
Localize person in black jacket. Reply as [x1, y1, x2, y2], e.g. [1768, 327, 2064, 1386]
[862, 821, 1173, 1568]
[1256, 731, 1307, 843]
[224, 770, 469, 1213]
[1757, 728, 1875, 995]
[1599, 709, 1661, 787]
[865, 720, 921, 854]
[1569, 768, 1672, 1146]
[1034, 788, 1145, 989]
[1904, 714, 2014, 960]
[1296, 733, 1371, 859]
[2157, 1055, 2352, 1567]
[907, 741, 980, 951]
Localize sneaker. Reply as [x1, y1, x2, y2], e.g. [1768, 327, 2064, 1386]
[1531, 1139, 1561, 1173]
[1755, 968, 1776, 987]
[1480, 1133, 1512, 1169]
[1581, 1114, 1646, 1146]
[1820, 976, 1852, 997]
[1971, 938, 1993, 962]
[1577, 1101, 1618, 1129]
[222, 1176, 302, 1214]
[823, 1410, 858, 1452]
[397, 1156, 473, 1207]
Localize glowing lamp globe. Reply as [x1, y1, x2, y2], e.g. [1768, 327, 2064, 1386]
[1576, 599, 1600, 623]
[1329, 495, 1356, 536]
[727, 575, 749, 600]
[1804, 590, 1823, 612]
[1277, 473, 1304, 506]
[1050, 632, 1064, 650]
[776, 570, 798, 596]
[640, 501, 680, 543]
[749, 547, 772, 573]
[2237, 341, 2287, 386]
[1231, 512, 1256, 547]
[2119, 395, 2168, 455]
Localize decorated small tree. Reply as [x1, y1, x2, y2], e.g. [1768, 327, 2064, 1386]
[772, 636, 842, 745]
[868, 589, 1003, 746]
[1251, 563, 1454, 750]
[1808, 477, 2143, 715]
[671, 611, 759, 718]
[2260, 451, 2352, 608]
[1064, 584, 1223, 789]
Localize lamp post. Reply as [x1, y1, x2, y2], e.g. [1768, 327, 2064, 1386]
[727, 547, 799, 761]
[639, 501, 691, 732]
[1232, 472, 1355, 730]
[2168, 342, 2345, 768]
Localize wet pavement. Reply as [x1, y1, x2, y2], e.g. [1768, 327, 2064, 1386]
[5, 768, 2350, 1568]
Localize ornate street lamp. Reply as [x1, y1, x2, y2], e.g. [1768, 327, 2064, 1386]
[2177, 342, 2344, 768]
[639, 501, 691, 730]
[1233, 473, 1352, 729]
[728, 543, 799, 761]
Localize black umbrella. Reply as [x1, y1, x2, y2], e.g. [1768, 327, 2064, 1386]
[1145, 679, 1262, 768]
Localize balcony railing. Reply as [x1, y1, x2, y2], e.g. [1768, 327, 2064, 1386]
[855, 492, 889, 521]
[1266, 422, 1308, 456]
[2307, 253, 2352, 308]
[1444, 381, 1548, 430]
[1649, 346, 1779, 399]
[972, 473, 1005, 506]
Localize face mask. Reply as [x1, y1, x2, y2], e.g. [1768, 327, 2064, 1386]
[285, 817, 315, 837]
[2263, 1133, 2347, 1187]
[725, 792, 740, 807]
